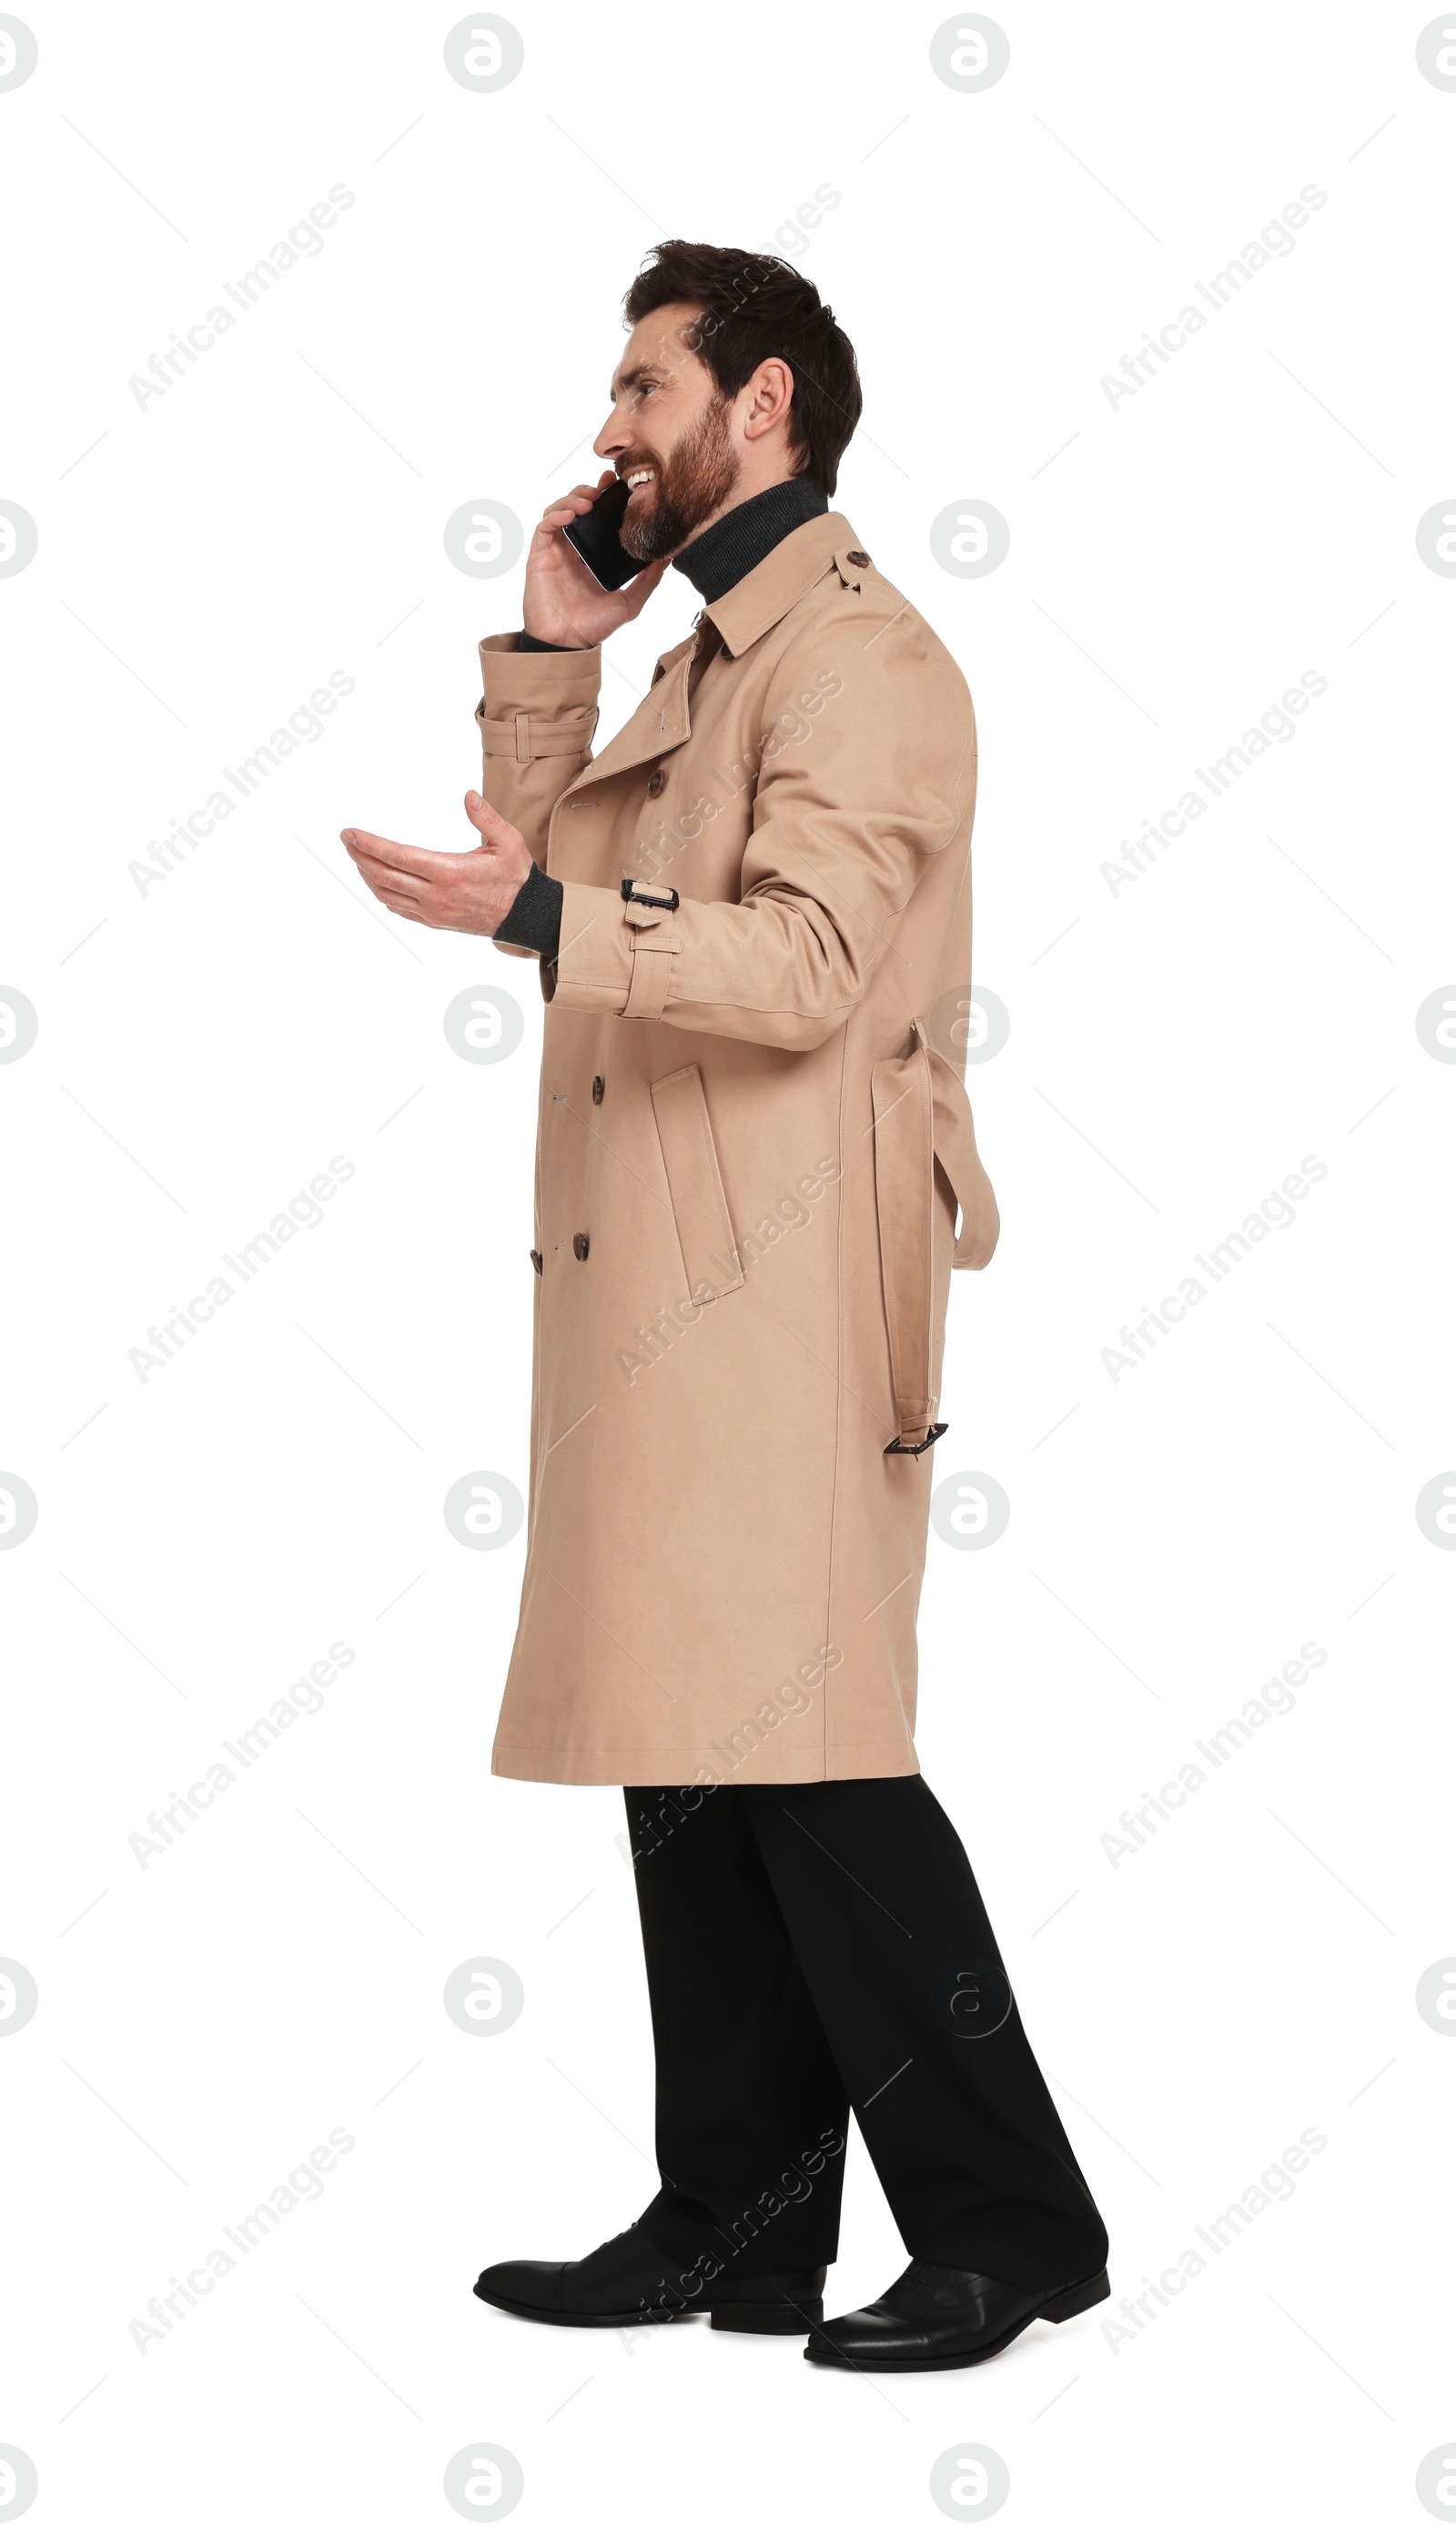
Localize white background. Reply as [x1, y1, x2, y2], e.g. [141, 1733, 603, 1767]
[3, 2, 1453, 2529]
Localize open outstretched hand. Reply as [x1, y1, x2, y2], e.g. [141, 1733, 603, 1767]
[339, 792, 533, 935]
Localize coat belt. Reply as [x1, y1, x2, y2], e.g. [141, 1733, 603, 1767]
[870, 1018, 1000, 1452]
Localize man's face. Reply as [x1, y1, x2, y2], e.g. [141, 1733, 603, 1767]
[594, 303, 740, 561]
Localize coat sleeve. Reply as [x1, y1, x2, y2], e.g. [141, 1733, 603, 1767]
[548, 604, 976, 1050]
[474, 632, 602, 964]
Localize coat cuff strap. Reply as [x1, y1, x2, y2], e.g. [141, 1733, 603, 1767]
[622, 904, 681, 1019]
[478, 711, 598, 760]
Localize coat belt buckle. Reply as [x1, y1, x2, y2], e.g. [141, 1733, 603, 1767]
[621, 877, 679, 911]
[885, 1422, 948, 1457]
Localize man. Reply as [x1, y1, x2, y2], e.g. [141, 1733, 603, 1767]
[341, 240, 1109, 2371]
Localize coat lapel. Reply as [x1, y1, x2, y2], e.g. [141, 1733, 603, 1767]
[560, 633, 697, 800]
[554, 510, 854, 807]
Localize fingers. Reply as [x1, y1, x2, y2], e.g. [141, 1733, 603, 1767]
[462, 790, 523, 852]
[347, 848, 430, 917]
[340, 830, 436, 917]
[538, 474, 617, 535]
[539, 502, 594, 536]
[339, 826, 441, 883]
[353, 853, 429, 904]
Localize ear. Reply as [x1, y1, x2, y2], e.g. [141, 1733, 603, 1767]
[743, 356, 794, 442]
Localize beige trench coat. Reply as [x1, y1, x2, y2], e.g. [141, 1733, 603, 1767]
[477, 510, 998, 1786]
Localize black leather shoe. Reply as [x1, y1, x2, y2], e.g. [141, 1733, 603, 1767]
[473, 2222, 826, 2334]
[804, 2260, 1109, 2371]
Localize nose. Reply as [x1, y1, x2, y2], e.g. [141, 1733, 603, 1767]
[593, 405, 630, 461]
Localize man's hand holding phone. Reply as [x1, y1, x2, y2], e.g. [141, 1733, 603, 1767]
[523, 470, 669, 647]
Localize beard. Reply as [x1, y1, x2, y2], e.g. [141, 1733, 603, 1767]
[619, 393, 741, 561]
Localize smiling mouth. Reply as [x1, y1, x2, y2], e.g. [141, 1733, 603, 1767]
[622, 468, 655, 493]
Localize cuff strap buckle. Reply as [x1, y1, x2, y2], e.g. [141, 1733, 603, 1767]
[621, 877, 680, 911]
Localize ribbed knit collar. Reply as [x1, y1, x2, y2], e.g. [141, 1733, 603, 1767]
[671, 476, 830, 602]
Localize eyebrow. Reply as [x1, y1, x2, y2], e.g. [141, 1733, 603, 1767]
[609, 359, 664, 399]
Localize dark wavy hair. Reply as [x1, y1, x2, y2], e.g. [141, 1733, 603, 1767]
[623, 240, 862, 496]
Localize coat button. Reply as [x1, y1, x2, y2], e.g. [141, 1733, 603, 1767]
[846, 548, 871, 566]
[592, 1075, 604, 1105]
[645, 769, 665, 795]
[530, 1248, 542, 1275]
[572, 1232, 590, 1260]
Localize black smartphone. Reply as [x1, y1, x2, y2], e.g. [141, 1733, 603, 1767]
[562, 478, 642, 591]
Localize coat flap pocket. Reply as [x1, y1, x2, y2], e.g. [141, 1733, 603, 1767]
[650, 1064, 744, 1300]
[919, 1026, 1000, 1269]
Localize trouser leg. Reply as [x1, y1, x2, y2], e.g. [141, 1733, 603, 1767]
[739, 1774, 1109, 2289]
[623, 1783, 850, 2273]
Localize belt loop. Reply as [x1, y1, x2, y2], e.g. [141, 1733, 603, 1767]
[622, 938, 675, 1021]
[514, 713, 531, 762]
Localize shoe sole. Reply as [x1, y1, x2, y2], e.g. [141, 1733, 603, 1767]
[474, 2284, 824, 2335]
[804, 2267, 1111, 2372]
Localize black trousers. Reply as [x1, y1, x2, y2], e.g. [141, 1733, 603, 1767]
[624, 1774, 1108, 2293]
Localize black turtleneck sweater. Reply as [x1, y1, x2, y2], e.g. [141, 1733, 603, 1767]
[492, 477, 830, 958]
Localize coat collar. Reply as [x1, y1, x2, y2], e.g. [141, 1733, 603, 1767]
[552, 512, 866, 812]
[700, 510, 863, 657]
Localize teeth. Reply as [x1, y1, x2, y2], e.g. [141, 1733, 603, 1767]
[625, 470, 652, 487]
